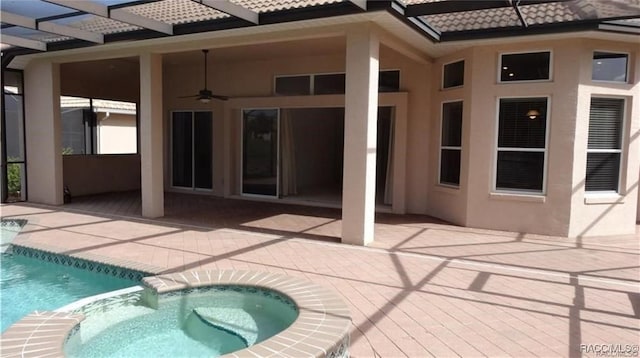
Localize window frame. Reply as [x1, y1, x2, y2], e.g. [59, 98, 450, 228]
[240, 107, 281, 199]
[585, 96, 627, 194]
[378, 69, 401, 93]
[497, 50, 553, 84]
[493, 95, 551, 195]
[591, 50, 630, 84]
[441, 58, 465, 90]
[273, 69, 401, 96]
[438, 99, 463, 188]
[2, 68, 28, 202]
[169, 109, 214, 192]
[273, 74, 313, 96]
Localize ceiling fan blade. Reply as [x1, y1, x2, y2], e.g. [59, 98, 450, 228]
[210, 94, 229, 101]
[178, 94, 199, 98]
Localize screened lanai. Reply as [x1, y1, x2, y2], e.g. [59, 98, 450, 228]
[2, 0, 639, 244]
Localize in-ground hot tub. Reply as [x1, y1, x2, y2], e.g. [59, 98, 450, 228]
[63, 270, 351, 358]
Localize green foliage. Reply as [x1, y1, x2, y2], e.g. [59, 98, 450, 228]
[7, 160, 21, 195]
[62, 147, 74, 155]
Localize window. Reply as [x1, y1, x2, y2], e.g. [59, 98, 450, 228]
[443, 60, 464, 88]
[314, 73, 345, 95]
[274, 76, 310, 96]
[3, 69, 27, 202]
[586, 98, 624, 192]
[495, 98, 548, 193]
[379, 70, 400, 92]
[274, 70, 400, 95]
[592, 52, 628, 83]
[440, 101, 463, 186]
[61, 96, 138, 155]
[500, 52, 551, 82]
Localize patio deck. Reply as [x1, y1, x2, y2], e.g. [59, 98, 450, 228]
[2, 191, 639, 357]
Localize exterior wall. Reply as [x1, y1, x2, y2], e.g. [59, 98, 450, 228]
[97, 112, 137, 154]
[462, 39, 583, 236]
[35, 27, 637, 237]
[60, 59, 139, 103]
[426, 48, 473, 226]
[567, 39, 639, 237]
[62, 154, 141, 196]
[161, 40, 429, 213]
[430, 38, 639, 237]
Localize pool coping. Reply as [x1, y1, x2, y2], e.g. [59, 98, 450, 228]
[1, 269, 351, 358]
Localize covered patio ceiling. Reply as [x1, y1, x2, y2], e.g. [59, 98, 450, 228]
[1, 0, 639, 64]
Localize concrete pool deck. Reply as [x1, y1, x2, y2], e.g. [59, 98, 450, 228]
[1, 192, 639, 357]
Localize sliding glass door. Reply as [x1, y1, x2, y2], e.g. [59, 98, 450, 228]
[242, 109, 279, 197]
[171, 111, 212, 190]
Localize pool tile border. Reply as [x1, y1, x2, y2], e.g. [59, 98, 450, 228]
[143, 270, 351, 358]
[9, 245, 152, 282]
[7, 241, 163, 276]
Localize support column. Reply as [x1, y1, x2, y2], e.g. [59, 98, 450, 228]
[341, 27, 379, 245]
[24, 60, 63, 205]
[140, 53, 164, 218]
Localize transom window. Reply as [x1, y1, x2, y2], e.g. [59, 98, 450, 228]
[440, 101, 463, 186]
[592, 52, 628, 83]
[274, 70, 400, 95]
[443, 60, 464, 89]
[586, 97, 625, 192]
[500, 51, 551, 82]
[495, 97, 548, 193]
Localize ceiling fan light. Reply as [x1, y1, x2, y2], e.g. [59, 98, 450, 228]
[526, 109, 540, 119]
[199, 97, 211, 104]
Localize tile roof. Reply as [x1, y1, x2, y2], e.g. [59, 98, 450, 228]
[1, 0, 638, 53]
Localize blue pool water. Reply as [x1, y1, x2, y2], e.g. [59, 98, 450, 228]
[65, 287, 299, 357]
[0, 220, 137, 332]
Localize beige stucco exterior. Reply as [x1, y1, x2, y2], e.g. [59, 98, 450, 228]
[63, 154, 140, 197]
[96, 112, 137, 155]
[12, 16, 640, 241]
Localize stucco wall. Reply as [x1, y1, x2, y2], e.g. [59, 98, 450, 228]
[60, 58, 139, 103]
[457, 39, 583, 236]
[567, 39, 639, 237]
[161, 41, 429, 213]
[426, 48, 474, 226]
[428, 38, 639, 237]
[97, 112, 137, 154]
[63, 154, 141, 197]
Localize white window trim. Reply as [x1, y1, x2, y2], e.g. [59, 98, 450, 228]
[441, 58, 465, 90]
[240, 107, 280, 199]
[438, 99, 463, 188]
[585, 96, 626, 195]
[497, 50, 553, 84]
[493, 96, 551, 196]
[591, 50, 630, 84]
[169, 109, 214, 192]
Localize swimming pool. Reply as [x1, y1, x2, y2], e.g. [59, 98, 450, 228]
[65, 286, 299, 357]
[0, 220, 138, 332]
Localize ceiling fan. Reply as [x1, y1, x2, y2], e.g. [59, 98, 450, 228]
[179, 49, 228, 103]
